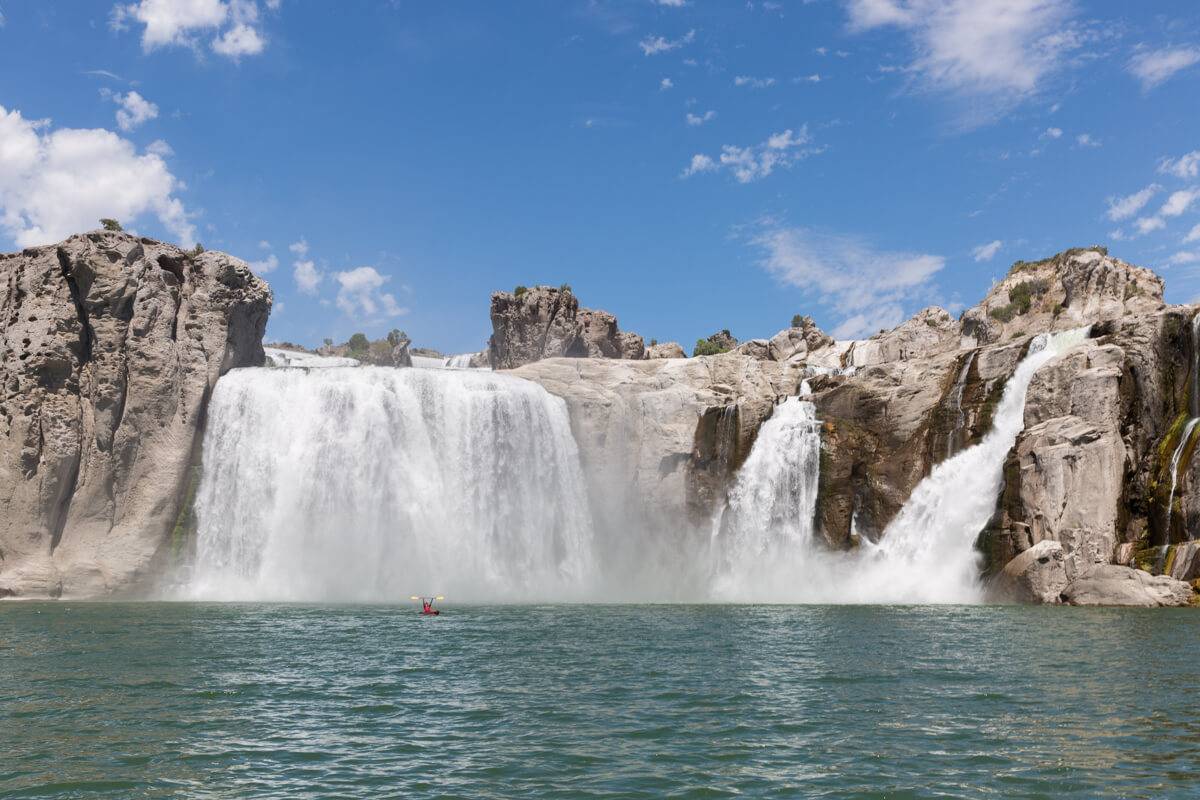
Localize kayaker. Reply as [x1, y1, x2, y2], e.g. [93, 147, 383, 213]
[421, 597, 435, 614]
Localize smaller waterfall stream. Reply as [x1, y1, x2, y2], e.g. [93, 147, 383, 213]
[710, 398, 822, 598]
[943, 351, 976, 459]
[1165, 313, 1200, 536]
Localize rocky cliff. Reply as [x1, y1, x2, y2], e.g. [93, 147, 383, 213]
[511, 247, 1198, 605]
[0, 231, 271, 598]
[488, 286, 645, 369]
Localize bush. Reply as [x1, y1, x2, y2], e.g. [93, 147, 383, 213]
[989, 304, 1017, 323]
[347, 333, 370, 354]
[386, 329, 409, 347]
[650, 338, 658, 347]
[513, 285, 528, 297]
[693, 338, 729, 357]
[791, 314, 804, 328]
[559, 283, 572, 294]
[1007, 278, 1049, 315]
[99, 218, 122, 231]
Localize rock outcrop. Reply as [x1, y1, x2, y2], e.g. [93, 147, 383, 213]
[991, 540, 1068, 603]
[488, 286, 645, 369]
[0, 231, 271, 598]
[646, 341, 687, 359]
[1061, 565, 1193, 607]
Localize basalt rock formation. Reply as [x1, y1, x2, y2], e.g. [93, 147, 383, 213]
[488, 286, 645, 369]
[0, 231, 271, 599]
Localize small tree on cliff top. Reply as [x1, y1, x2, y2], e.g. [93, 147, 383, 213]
[347, 332, 370, 355]
[100, 218, 122, 231]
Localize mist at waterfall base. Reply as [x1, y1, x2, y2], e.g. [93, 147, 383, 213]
[189, 330, 1088, 603]
[710, 328, 1091, 604]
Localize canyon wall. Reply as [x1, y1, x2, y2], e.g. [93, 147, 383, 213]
[0, 231, 270, 598]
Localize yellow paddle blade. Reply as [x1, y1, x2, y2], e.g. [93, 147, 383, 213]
[409, 596, 420, 600]
[435, 596, 445, 601]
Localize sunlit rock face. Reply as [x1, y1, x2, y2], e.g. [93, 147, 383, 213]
[0, 231, 270, 599]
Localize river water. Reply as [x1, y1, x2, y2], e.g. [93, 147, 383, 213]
[3, 603, 1198, 798]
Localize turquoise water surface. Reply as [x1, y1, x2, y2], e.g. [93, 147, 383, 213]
[2, 603, 1198, 798]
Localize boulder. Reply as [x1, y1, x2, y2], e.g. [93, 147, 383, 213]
[1061, 565, 1193, 607]
[0, 231, 271, 598]
[992, 540, 1068, 603]
[646, 341, 687, 359]
[767, 318, 836, 363]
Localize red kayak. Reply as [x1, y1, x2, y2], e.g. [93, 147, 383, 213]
[419, 610, 440, 616]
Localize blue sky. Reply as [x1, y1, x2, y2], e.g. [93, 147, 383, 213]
[2, 1, 1199, 352]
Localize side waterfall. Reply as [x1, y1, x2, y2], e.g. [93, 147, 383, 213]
[1165, 313, 1200, 536]
[943, 350, 976, 459]
[852, 327, 1091, 602]
[710, 397, 822, 598]
[187, 366, 595, 601]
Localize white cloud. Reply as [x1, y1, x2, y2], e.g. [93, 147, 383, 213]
[293, 258, 321, 294]
[752, 225, 945, 338]
[108, 90, 159, 132]
[794, 73, 822, 83]
[686, 110, 716, 126]
[1161, 188, 1200, 218]
[1136, 216, 1166, 235]
[682, 153, 716, 176]
[248, 253, 277, 274]
[1041, 126, 1062, 139]
[1185, 223, 1200, 244]
[1160, 150, 1200, 180]
[654, 0, 687, 6]
[111, 0, 270, 59]
[1106, 184, 1160, 221]
[844, 0, 1079, 116]
[683, 126, 819, 183]
[288, 238, 309, 256]
[0, 104, 193, 248]
[1128, 46, 1200, 91]
[639, 29, 694, 56]
[1075, 132, 1100, 148]
[212, 23, 264, 58]
[334, 266, 406, 319]
[734, 75, 776, 89]
[1167, 251, 1199, 266]
[972, 239, 1002, 261]
[660, 77, 674, 90]
[146, 139, 173, 157]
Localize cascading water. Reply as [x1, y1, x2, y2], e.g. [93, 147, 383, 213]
[851, 327, 1091, 602]
[710, 397, 822, 598]
[709, 328, 1089, 603]
[1165, 312, 1200, 536]
[186, 366, 595, 602]
[942, 350, 976, 460]
[264, 347, 359, 368]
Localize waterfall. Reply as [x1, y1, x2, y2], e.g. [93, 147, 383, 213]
[852, 327, 1090, 602]
[186, 366, 595, 602]
[710, 398, 822, 598]
[943, 350, 976, 459]
[1166, 313, 1200, 536]
[264, 347, 359, 368]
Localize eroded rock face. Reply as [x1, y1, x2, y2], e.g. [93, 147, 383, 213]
[488, 287, 644, 368]
[0, 231, 271, 598]
[1062, 565, 1193, 607]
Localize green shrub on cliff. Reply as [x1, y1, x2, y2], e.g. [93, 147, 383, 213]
[693, 338, 729, 357]
[513, 285, 528, 297]
[100, 218, 123, 231]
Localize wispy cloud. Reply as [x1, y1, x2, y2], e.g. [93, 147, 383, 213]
[734, 75, 776, 89]
[1128, 46, 1200, 91]
[683, 127, 820, 183]
[102, 89, 159, 132]
[289, 238, 322, 293]
[686, 110, 716, 126]
[751, 224, 946, 338]
[972, 239, 1002, 261]
[843, 0, 1083, 124]
[1106, 184, 1160, 221]
[1075, 132, 1101, 148]
[1160, 150, 1200, 179]
[639, 28, 694, 56]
